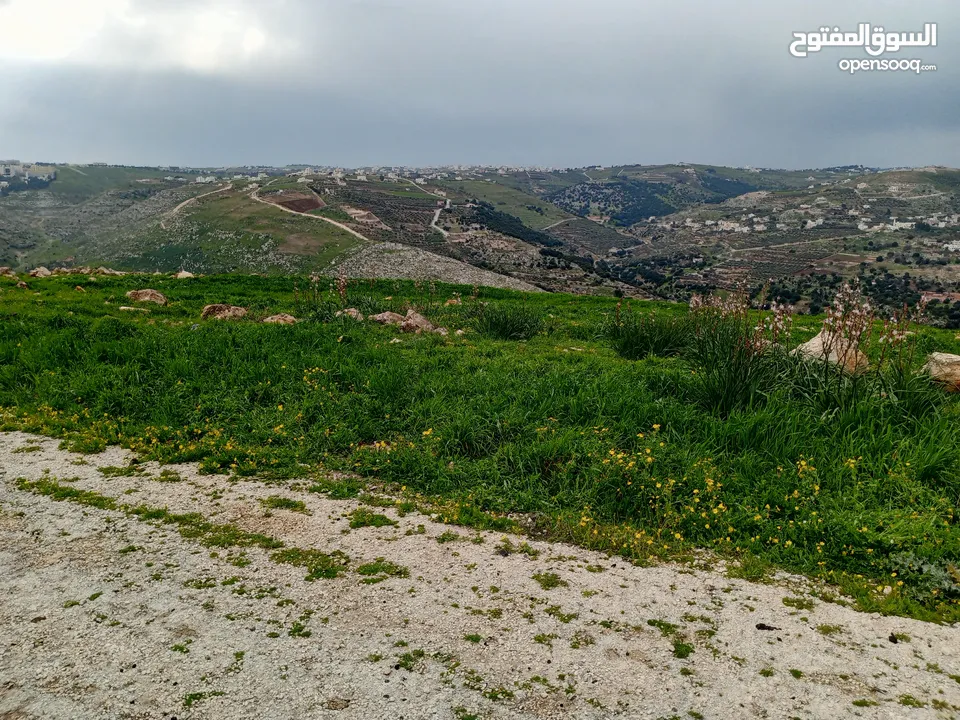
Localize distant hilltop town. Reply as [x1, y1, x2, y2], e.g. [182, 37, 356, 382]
[0, 160, 57, 192]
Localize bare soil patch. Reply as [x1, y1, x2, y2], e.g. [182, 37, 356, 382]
[2, 431, 960, 718]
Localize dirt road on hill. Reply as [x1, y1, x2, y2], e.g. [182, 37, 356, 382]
[251, 186, 372, 243]
[2, 430, 959, 719]
[160, 183, 233, 229]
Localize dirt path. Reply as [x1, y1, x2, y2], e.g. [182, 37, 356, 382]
[160, 183, 232, 230]
[431, 207, 449, 237]
[2, 431, 959, 719]
[541, 218, 573, 232]
[250, 185, 372, 243]
[404, 179, 446, 199]
[727, 237, 833, 253]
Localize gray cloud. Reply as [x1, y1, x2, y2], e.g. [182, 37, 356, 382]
[0, 0, 956, 168]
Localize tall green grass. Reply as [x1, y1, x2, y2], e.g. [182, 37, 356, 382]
[603, 303, 690, 360]
[468, 302, 544, 340]
[1, 274, 960, 619]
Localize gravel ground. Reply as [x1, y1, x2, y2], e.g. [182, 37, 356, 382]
[2, 431, 959, 720]
[329, 242, 541, 292]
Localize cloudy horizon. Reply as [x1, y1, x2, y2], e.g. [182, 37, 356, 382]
[1, 0, 957, 170]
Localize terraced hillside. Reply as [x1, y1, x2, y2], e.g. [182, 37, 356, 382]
[0, 167, 203, 268]
[4, 164, 960, 308]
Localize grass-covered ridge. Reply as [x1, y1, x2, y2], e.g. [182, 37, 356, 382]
[2, 272, 960, 621]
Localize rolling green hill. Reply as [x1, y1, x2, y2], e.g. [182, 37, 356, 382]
[438, 179, 572, 229]
[50, 165, 198, 202]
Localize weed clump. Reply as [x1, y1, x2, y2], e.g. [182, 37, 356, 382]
[349, 507, 398, 529]
[469, 302, 543, 340]
[356, 558, 410, 584]
[532, 571, 568, 590]
[260, 496, 309, 514]
[605, 303, 691, 359]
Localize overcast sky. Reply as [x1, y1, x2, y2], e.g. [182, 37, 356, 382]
[0, 0, 956, 169]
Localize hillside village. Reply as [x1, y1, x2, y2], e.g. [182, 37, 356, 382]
[1, 161, 959, 325]
[0, 160, 57, 193]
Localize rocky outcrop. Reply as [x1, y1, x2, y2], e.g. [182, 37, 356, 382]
[400, 310, 436, 334]
[29, 267, 52, 278]
[924, 353, 960, 392]
[370, 311, 405, 326]
[399, 309, 448, 336]
[791, 331, 869, 373]
[263, 314, 298, 325]
[0, 267, 17, 279]
[173, 271, 195, 279]
[125, 289, 167, 306]
[201, 304, 248, 321]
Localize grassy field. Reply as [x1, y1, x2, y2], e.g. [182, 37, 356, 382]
[365, 180, 441, 201]
[439, 180, 571, 229]
[50, 166, 197, 202]
[260, 176, 311, 191]
[171, 189, 361, 268]
[2, 274, 959, 622]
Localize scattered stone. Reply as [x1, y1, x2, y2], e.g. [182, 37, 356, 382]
[125, 289, 167, 306]
[791, 330, 869, 374]
[29, 267, 52, 278]
[119, 307, 149, 313]
[370, 311, 405, 326]
[445, 297, 462, 306]
[400, 309, 436, 334]
[263, 314, 298, 325]
[96, 267, 126, 276]
[173, 270, 195, 279]
[16, 281, 28, 289]
[389, 338, 402, 344]
[201, 304, 248, 321]
[434, 327, 449, 337]
[0, 267, 18, 279]
[923, 352, 960, 392]
[455, 329, 466, 337]
[75, 286, 85, 293]
[335, 308, 364, 321]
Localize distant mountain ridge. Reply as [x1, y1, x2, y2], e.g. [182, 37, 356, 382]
[2, 162, 958, 313]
